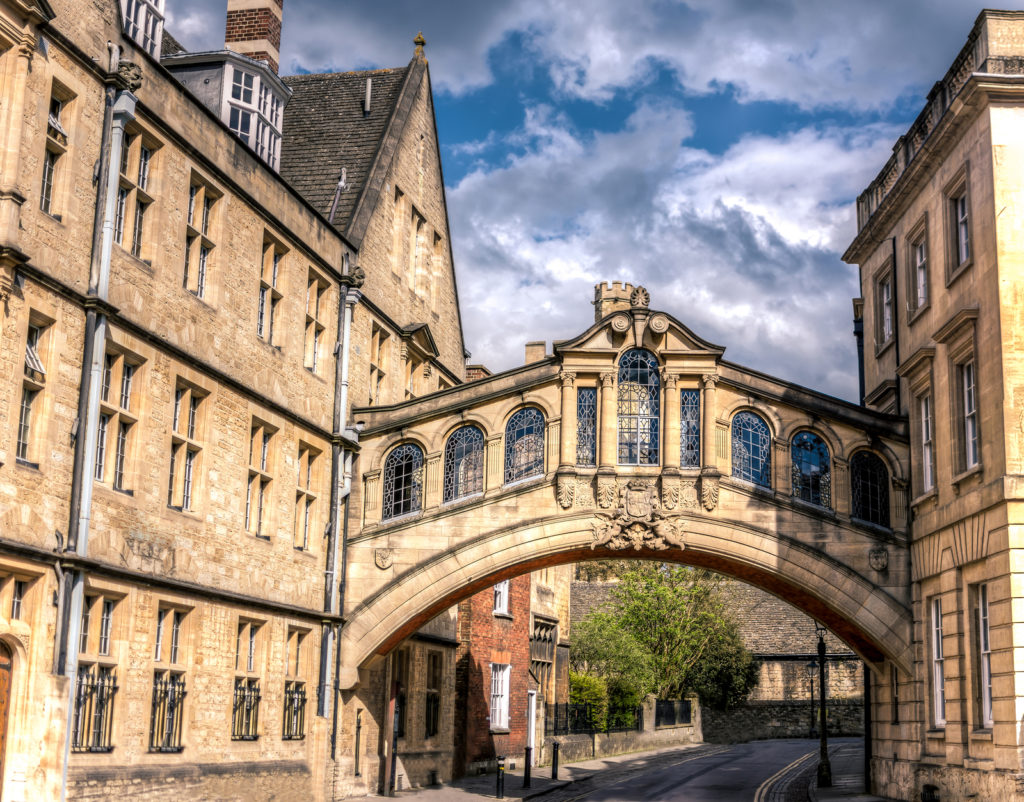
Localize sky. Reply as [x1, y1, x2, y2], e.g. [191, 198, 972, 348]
[166, 1, 1024, 401]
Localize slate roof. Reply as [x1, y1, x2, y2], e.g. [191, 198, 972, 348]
[279, 65, 411, 241]
[161, 28, 186, 58]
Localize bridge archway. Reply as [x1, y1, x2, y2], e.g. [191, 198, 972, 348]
[337, 512, 912, 688]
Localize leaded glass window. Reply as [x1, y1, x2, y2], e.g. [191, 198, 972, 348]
[732, 411, 771, 487]
[443, 425, 484, 502]
[617, 349, 660, 465]
[791, 431, 831, 508]
[505, 408, 545, 484]
[681, 390, 700, 468]
[576, 388, 597, 466]
[851, 451, 889, 528]
[382, 444, 423, 520]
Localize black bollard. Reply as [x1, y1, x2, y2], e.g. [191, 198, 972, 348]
[552, 741, 560, 781]
[523, 747, 532, 788]
[496, 755, 505, 799]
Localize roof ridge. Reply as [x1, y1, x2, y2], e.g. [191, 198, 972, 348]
[282, 66, 407, 82]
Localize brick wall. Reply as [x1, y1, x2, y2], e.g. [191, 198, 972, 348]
[454, 576, 533, 776]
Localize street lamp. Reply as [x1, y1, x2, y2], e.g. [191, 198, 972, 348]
[805, 659, 818, 739]
[814, 621, 833, 787]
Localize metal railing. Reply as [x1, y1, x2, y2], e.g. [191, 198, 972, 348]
[149, 672, 187, 752]
[282, 680, 306, 740]
[544, 702, 642, 735]
[231, 678, 261, 740]
[72, 665, 118, 752]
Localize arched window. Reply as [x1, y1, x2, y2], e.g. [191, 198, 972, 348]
[443, 425, 484, 502]
[732, 411, 771, 487]
[504, 408, 545, 484]
[382, 443, 423, 520]
[851, 451, 890, 528]
[617, 349, 660, 465]
[791, 431, 831, 508]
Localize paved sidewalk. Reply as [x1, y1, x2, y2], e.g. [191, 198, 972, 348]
[806, 742, 889, 802]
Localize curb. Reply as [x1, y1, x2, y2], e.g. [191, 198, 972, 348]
[521, 774, 593, 800]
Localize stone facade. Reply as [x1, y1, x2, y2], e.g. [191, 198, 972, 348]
[844, 10, 1024, 800]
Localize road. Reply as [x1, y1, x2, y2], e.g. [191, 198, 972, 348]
[540, 738, 837, 802]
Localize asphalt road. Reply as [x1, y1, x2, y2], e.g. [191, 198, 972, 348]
[543, 738, 828, 802]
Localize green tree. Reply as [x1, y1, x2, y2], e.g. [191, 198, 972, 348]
[570, 564, 759, 711]
[569, 671, 608, 731]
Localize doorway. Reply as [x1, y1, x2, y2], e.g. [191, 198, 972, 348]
[0, 641, 12, 796]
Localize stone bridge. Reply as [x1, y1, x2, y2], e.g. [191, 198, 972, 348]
[337, 285, 911, 688]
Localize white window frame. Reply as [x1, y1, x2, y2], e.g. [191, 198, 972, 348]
[931, 596, 946, 727]
[962, 360, 978, 469]
[914, 238, 927, 310]
[493, 580, 509, 615]
[954, 192, 970, 266]
[920, 394, 934, 492]
[881, 276, 893, 343]
[121, 0, 165, 59]
[489, 663, 510, 730]
[978, 583, 993, 728]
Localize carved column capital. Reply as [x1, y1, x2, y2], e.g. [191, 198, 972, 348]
[702, 373, 719, 389]
[600, 371, 615, 388]
[559, 370, 576, 387]
[661, 370, 679, 390]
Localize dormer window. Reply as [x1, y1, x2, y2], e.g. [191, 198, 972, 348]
[226, 66, 282, 169]
[121, 0, 165, 59]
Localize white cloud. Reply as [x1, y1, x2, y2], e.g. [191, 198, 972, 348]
[449, 101, 898, 399]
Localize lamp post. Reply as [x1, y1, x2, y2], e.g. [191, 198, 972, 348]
[805, 659, 818, 739]
[815, 621, 833, 787]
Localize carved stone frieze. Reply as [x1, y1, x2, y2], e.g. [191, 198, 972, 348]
[556, 475, 575, 509]
[661, 476, 680, 510]
[597, 477, 617, 509]
[576, 478, 595, 509]
[680, 479, 699, 510]
[119, 532, 180, 576]
[700, 472, 719, 512]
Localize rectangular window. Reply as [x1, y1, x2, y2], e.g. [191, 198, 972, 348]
[877, 273, 893, 345]
[114, 187, 128, 245]
[962, 360, 979, 469]
[425, 651, 442, 738]
[131, 200, 147, 258]
[41, 87, 71, 218]
[891, 663, 900, 725]
[681, 389, 701, 468]
[184, 176, 218, 298]
[920, 394, 934, 492]
[229, 107, 252, 145]
[490, 663, 510, 730]
[16, 387, 36, 462]
[120, 0, 165, 58]
[40, 149, 58, 215]
[953, 192, 970, 266]
[114, 421, 130, 490]
[493, 580, 509, 615]
[113, 129, 159, 261]
[71, 664, 118, 752]
[257, 239, 284, 343]
[150, 605, 186, 751]
[233, 618, 262, 741]
[576, 387, 597, 466]
[283, 628, 306, 740]
[97, 352, 141, 491]
[294, 445, 318, 551]
[369, 323, 389, 405]
[931, 596, 946, 727]
[168, 382, 205, 511]
[95, 413, 110, 480]
[247, 422, 275, 538]
[10, 579, 25, 620]
[98, 599, 114, 655]
[305, 271, 328, 374]
[913, 237, 928, 310]
[976, 583, 993, 728]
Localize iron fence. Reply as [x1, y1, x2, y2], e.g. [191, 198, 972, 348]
[149, 672, 187, 752]
[544, 702, 642, 735]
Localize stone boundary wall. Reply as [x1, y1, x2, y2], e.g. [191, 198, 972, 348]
[702, 699, 863, 743]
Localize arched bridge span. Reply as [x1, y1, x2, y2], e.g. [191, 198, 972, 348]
[339, 288, 911, 688]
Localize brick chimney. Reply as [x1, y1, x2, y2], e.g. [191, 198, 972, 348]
[225, 0, 283, 74]
[593, 281, 635, 322]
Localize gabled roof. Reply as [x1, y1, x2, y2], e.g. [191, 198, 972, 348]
[280, 57, 423, 246]
[400, 323, 439, 358]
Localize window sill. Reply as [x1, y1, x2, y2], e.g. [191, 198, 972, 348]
[849, 517, 893, 537]
[907, 302, 930, 326]
[911, 488, 937, 510]
[115, 245, 155, 274]
[873, 337, 895, 359]
[502, 474, 545, 491]
[790, 496, 836, 518]
[42, 210, 64, 225]
[952, 463, 982, 493]
[493, 612, 513, 620]
[441, 491, 484, 510]
[926, 727, 946, 738]
[969, 728, 993, 741]
[489, 727, 510, 735]
[945, 258, 973, 289]
[149, 746, 185, 754]
[380, 510, 423, 527]
[15, 458, 40, 471]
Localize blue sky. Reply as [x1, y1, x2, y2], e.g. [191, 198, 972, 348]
[167, 0, 1024, 400]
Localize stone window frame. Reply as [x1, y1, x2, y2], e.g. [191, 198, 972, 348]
[905, 212, 930, 323]
[245, 417, 279, 539]
[150, 602, 190, 753]
[16, 310, 55, 468]
[369, 321, 391, 405]
[232, 617, 265, 741]
[116, 123, 162, 266]
[897, 345, 936, 505]
[73, 588, 125, 752]
[928, 592, 947, 730]
[304, 268, 330, 375]
[294, 442, 322, 551]
[934, 308, 980, 487]
[492, 580, 510, 616]
[183, 172, 222, 302]
[968, 581, 993, 731]
[789, 429, 832, 510]
[256, 233, 287, 346]
[95, 344, 145, 495]
[424, 650, 443, 739]
[943, 162, 973, 286]
[872, 258, 895, 356]
[168, 377, 209, 513]
[283, 625, 310, 740]
[890, 663, 900, 725]
[40, 80, 75, 221]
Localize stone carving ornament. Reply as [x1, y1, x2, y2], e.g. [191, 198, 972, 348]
[591, 478, 686, 551]
[556, 475, 575, 509]
[374, 548, 394, 570]
[680, 479, 699, 510]
[869, 546, 889, 573]
[597, 477, 617, 509]
[700, 473, 719, 512]
[630, 286, 650, 308]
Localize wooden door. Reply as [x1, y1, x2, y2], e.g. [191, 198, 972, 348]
[0, 642, 12, 798]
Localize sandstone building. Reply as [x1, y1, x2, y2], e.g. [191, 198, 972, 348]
[844, 9, 1024, 799]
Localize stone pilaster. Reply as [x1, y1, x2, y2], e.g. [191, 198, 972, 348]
[558, 371, 577, 468]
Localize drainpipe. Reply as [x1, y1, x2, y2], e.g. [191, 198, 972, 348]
[57, 49, 138, 802]
[318, 262, 362, 724]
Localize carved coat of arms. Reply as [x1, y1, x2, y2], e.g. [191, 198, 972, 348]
[374, 548, 394, 570]
[590, 479, 686, 552]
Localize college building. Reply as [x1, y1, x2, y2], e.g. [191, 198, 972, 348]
[0, 1, 1021, 801]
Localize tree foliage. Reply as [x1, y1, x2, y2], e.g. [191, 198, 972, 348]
[569, 671, 608, 731]
[570, 564, 759, 711]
